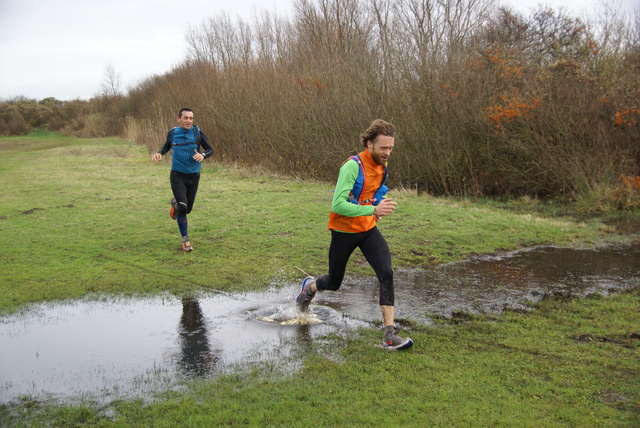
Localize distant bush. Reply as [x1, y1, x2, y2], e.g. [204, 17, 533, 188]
[0, 102, 30, 136]
[0, 97, 94, 137]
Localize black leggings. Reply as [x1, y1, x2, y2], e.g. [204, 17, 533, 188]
[316, 227, 394, 306]
[170, 170, 200, 216]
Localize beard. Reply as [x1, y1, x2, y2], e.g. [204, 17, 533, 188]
[370, 151, 387, 165]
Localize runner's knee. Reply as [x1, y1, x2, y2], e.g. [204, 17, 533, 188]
[176, 201, 188, 216]
[379, 266, 393, 283]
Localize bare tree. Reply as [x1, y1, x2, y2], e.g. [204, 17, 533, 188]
[101, 63, 122, 97]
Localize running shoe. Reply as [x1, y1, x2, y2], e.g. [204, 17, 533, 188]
[382, 326, 413, 351]
[296, 276, 316, 311]
[182, 236, 193, 252]
[169, 198, 177, 220]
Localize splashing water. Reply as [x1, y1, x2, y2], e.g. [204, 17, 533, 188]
[255, 305, 325, 325]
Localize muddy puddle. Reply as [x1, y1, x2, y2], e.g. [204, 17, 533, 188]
[1, 243, 638, 405]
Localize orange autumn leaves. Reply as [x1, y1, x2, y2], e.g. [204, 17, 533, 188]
[478, 49, 541, 134]
[613, 110, 640, 127]
[487, 93, 540, 134]
[454, 49, 638, 134]
[616, 175, 640, 209]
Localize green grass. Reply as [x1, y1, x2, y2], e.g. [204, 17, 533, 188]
[1, 135, 626, 312]
[1, 135, 638, 426]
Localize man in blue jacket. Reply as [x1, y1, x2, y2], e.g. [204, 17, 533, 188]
[151, 108, 214, 252]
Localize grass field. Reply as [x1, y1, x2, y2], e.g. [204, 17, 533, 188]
[0, 135, 638, 426]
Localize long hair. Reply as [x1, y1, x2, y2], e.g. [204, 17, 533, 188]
[360, 119, 395, 147]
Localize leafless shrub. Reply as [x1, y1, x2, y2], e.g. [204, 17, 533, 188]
[10, 0, 635, 205]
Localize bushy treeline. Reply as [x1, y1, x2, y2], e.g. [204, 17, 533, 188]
[128, 0, 640, 206]
[3, 0, 639, 208]
[0, 95, 126, 137]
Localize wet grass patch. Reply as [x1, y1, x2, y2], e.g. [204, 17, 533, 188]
[1, 136, 633, 313]
[2, 289, 638, 426]
[1, 135, 638, 426]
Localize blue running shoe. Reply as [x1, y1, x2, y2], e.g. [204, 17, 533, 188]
[296, 276, 316, 312]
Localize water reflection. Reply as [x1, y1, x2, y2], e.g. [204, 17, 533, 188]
[0, 288, 365, 405]
[0, 243, 637, 405]
[177, 298, 217, 378]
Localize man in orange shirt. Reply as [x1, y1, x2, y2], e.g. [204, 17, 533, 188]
[297, 119, 413, 351]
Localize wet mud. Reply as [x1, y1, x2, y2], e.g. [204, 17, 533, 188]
[1, 243, 638, 405]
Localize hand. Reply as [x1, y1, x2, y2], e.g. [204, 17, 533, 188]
[193, 149, 205, 162]
[373, 198, 397, 217]
[151, 153, 162, 162]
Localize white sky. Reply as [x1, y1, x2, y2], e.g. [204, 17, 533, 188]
[0, 0, 636, 101]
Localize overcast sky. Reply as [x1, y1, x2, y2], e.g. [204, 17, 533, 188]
[0, 0, 636, 101]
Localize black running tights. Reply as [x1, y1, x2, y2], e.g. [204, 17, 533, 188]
[315, 227, 394, 306]
[170, 170, 200, 216]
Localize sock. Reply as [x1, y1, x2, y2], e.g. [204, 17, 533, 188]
[177, 216, 188, 238]
[384, 325, 395, 341]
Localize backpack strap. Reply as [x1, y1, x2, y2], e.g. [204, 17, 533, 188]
[345, 155, 388, 206]
[346, 155, 366, 204]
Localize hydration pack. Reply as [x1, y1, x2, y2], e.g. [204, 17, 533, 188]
[169, 126, 202, 147]
[346, 155, 388, 206]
